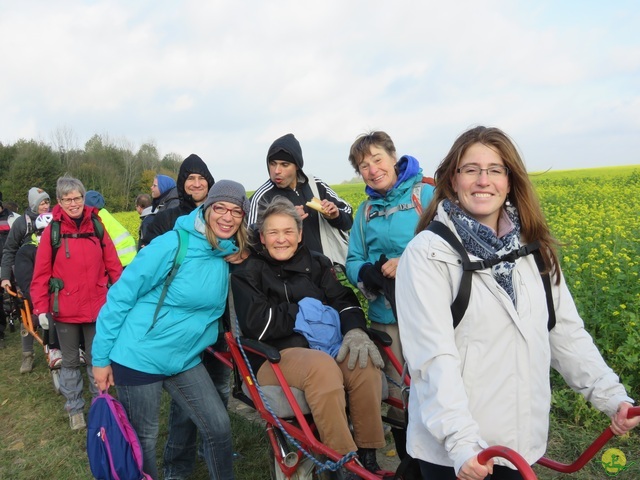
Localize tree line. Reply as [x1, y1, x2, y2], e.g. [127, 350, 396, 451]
[0, 129, 183, 213]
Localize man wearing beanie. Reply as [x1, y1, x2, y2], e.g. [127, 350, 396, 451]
[248, 133, 353, 267]
[141, 154, 214, 248]
[84, 191, 137, 267]
[1, 187, 51, 371]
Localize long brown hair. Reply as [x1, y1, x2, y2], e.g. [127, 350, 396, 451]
[417, 126, 560, 282]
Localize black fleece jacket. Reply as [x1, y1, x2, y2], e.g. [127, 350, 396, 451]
[231, 243, 366, 370]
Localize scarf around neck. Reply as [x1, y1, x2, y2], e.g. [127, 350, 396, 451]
[442, 199, 522, 304]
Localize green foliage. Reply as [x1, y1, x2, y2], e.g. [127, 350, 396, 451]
[1, 140, 64, 208]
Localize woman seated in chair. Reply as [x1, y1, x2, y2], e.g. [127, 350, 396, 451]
[231, 196, 386, 479]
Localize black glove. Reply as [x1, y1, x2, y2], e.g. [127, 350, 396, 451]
[359, 263, 384, 291]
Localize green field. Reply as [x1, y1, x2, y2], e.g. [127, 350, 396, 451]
[1, 165, 638, 479]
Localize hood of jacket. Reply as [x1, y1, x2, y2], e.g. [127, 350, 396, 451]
[265, 133, 306, 178]
[174, 205, 239, 258]
[366, 154, 422, 199]
[177, 154, 215, 210]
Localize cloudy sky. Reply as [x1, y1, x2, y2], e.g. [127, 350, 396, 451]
[1, 1, 638, 190]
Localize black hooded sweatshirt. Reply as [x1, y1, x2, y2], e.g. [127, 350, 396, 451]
[248, 133, 353, 256]
[141, 154, 215, 247]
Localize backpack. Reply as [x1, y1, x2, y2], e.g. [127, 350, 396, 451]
[87, 392, 152, 480]
[50, 213, 105, 263]
[426, 220, 556, 330]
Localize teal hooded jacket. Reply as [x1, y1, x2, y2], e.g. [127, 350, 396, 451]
[346, 155, 434, 325]
[92, 206, 238, 375]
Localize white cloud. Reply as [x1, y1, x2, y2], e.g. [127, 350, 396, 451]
[0, 0, 638, 191]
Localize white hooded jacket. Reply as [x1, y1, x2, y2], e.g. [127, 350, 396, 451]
[396, 201, 632, 473]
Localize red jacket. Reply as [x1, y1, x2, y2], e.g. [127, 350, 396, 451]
[31, 204, 122, 323]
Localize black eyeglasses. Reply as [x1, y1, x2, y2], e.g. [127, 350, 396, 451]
[456, 165, 510, 177]
[59, 196, 84, 206]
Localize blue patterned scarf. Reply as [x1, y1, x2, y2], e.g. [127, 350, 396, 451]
[442, 199, 521, 304]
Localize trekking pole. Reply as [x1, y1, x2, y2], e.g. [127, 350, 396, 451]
[477, 446, 537, 480]
[537, 406, 640, 473]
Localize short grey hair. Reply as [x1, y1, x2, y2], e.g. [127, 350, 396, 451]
[56, 176, 86, 200]
[256, 196, 303, 235]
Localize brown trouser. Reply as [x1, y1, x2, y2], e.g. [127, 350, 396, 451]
[257, 347, 385, 454]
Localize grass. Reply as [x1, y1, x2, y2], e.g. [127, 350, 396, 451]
[2, 329, 638, 479]
[0, 331, 271, 479]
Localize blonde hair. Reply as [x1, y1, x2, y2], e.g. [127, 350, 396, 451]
[203, 205, 249, 252]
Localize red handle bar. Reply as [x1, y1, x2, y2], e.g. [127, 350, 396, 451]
[478, 406, 640, 477]
[537, 405, 640, 473]
[478, 446, 537, 480]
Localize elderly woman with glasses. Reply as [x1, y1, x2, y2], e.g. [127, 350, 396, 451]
[92, 180, 250, 480]
[397, 126, 638, 480]
[30, 176, 123, 431]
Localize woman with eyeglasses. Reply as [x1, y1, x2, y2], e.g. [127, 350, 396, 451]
[396, 126, 638, 480]
[30, 177, 123, 430]
[92, 180, 249, 480]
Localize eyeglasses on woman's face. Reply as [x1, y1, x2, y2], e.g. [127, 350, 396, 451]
[212, 203, 244, 218]
[456, 165, 510, 177]
[59, 196, 84, 206]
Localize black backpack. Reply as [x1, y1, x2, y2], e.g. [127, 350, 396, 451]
[426, 221, 556, 331]
[49, 213, 105, 263]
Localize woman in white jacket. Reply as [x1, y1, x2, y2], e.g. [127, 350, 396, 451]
[396, 126, 638, 480]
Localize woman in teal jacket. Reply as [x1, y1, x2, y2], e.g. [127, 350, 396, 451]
[92, 180, 249, 480]
[345, 131, 434, 465]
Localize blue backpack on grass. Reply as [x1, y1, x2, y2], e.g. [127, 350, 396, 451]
[87, 392, 152, 480]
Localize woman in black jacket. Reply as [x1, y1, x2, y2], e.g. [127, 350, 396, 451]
[231, 197, 385, 479]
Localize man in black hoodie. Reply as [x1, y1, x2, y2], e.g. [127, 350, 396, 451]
[248, 133, 353, 266]
[141, 154, 214, 247]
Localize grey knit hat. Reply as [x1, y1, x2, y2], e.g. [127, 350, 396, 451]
[28, 187, 50, 212]
[203, 180, 249, 215]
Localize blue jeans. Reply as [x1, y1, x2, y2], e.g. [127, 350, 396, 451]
[116, 362, 233, 480]
[163, 349, 231, 479]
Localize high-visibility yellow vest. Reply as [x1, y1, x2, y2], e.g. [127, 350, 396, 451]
[97, 209, 137, 267]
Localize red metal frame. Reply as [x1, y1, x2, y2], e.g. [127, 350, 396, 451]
[478, 406, 640, 478]
[224, 331, 399, 479]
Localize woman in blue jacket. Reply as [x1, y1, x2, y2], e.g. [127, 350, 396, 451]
[93, 180, 249, 480]
[345, 131, 434, 463]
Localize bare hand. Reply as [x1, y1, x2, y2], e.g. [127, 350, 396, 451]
[1, 279, 10, 291]
[458, 455, 493, 480]
[225, 248, 250, 265]
[319, 199, 340, 220]
[380, 257, 400, 279]
[611, 402, 640, 435]
[295, 205, 309, 220]
[93, 365, 115, 392]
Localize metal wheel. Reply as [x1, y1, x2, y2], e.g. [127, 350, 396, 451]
[269, 447, 319, 480]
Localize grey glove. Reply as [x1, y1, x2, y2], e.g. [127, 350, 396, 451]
[38, 313, 51, 330]
[336, 328, 384, 370]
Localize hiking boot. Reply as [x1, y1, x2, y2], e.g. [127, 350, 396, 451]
[48, 348, 62, 369]
[335, 466, 359, 480]
[20, 352, 35, 374]
[357, 448, 381, 473]
[79, 348, 86, 365]
[70, 412, 86, 430]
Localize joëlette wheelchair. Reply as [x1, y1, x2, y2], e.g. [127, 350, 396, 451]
[212, 327, 408, 480]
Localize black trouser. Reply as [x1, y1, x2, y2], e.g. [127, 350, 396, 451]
[418, 460, 524, 480]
